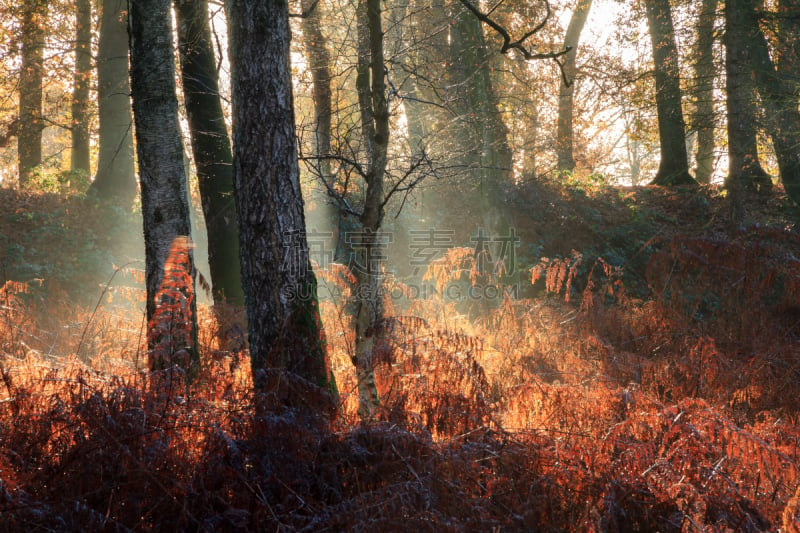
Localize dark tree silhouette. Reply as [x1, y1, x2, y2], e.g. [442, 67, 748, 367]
[644, 0, 696, 186]
[175, 0, 244, 308]
[732, 0, 800, 204]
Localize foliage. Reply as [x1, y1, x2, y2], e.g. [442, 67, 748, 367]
[0, 187, 143, 298]
[4, 184, 800, 529]
[22, 167, 90, 196]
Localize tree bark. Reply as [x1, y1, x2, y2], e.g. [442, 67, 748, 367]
[691, 0, 717, 184]
[725, 0, 772, 203]
[18, 0, 48, 186]
[226, 0, 334, 393]
[174, 0, 244, 308]
[351, 0, 389, 419]
[776, 0, 800, 95]
[300, 0, 334, 185]
[735, 0, 800, 204]
[556, 0, 593, 173]
[71, 0, 92, 176]
[400, 0, 449, 155]
[449, 0, 513, 239]
[299, 0, 342, 266]
[644, 0, 696, 186]
[129, 0, 199, 374]
[90, 0, 136, 207]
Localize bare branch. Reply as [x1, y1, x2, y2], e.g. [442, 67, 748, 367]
[298, 152, 364, 218]
[290, 0, 321, 18]
[458, 0, 571, 63]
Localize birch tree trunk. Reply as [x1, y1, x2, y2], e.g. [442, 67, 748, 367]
[352, 0, 389, 419]
[129, 0, 199, 375]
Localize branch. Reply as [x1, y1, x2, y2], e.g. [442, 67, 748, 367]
[458, 0, 571, 62]
[298, 152, 364, 218]
[381, 149, 439, 217]
[0, 118, 19, 148]
[290, 0, 321, 18]
[386, 65, 450, 111]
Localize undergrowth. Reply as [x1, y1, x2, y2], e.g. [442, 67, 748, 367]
[2, 220, 800, 531]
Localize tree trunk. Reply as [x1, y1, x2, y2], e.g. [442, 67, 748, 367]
[644, 0, 696, 186]
[776, 0, 800, 95]
[299, 0, 342, 267]
[71, 0, 92, 176]
[174, 0, 243, 308]
[449, 1, 513, 241]
[90, 0, 136, 207]
[226, 0, 334, 394]
[736, 0, 800, 204]
[351, 0, 389, 419]
[129, 0, 199, 375]
[18, 1, 48, 186]
[692, 0, 717, 184]
[556, 0, 593, 173]
[401, 0, 449, 155]
[300, 0, 334, 185]
[725, 0, 772, 203]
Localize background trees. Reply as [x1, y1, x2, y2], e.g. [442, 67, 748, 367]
[90, 0, 136, 206]
[17, 1, 48, 185]
[3, 0, 799, 201]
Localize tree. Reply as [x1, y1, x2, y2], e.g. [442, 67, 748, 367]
[70, 0, 91, 175]
[18, 0, 48, 185]
[345, 0, 391, 419]
[300, 0, 440, 418]
[90, 0, 136, 207]
[298, 0, 342, 265]
[691, 0, 717, 184]
[300, 0, 334, 187]
[724, 0, 771, 207]
[449, 0, 513, 234]
[734, 0, 800, 204]
[226, 0, 334, 393]
[775, 0, 800, 93]
[644, 0, 696, 186]
[129, 0, 199, 374]
[557, 0, 593, 173]
[174, 0, 243, 308]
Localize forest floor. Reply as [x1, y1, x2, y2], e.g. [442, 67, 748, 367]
[1, 181, 800, 531]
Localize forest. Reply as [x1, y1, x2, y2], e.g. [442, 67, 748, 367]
[1, 0, 800, 530]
